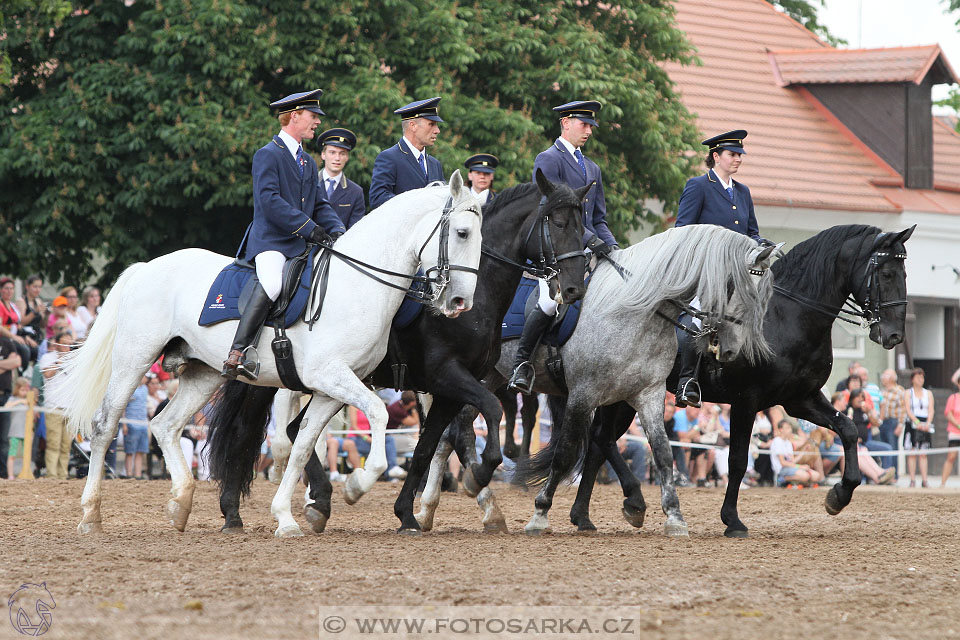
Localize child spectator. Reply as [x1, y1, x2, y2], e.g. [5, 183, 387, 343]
[5, 378, 33, 479]
[46, 296, 74, 340]
[37, 331, 74, 479]
[770, 419, 822, 487]
[122, 376, 150, 479]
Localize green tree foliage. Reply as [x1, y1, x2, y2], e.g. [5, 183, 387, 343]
[1, 0, 700, 285]
[765, 0, 846, 47]
[935, 0, 960, 124]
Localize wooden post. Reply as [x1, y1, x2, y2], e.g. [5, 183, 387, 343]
[17, 390, 37, 479]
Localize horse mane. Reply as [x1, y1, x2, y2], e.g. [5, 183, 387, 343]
[589, 225, 774, 363]
[772, 224, 880, 288]
[482, 182, 540, 216]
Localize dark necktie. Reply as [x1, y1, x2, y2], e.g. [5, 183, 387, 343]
[418, 153, 427, 177]
[296, 144, 304, 176]
[326, 178, 336, 199]
[726, 186, 734, 201]
[574, 148, 587, 180]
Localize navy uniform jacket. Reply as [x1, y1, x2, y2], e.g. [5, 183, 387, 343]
[675, 170, 760, 241]
[239, 136, 346, 260]
[369, 139, 444, 210]
[324, 173, 366, 229]
[533, 139, 616, 246]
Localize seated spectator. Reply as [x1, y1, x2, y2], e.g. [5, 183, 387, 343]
[832, 392, 894, 484]
[76, 286, 101, 338]
[846, 388, 894, 471]
[346, 405, 404, 480]
[799, 417, 843, 477]
[5, 378, 33, 479]
[841, 374, 875, 412]
[663, 395, 690, 485]
[751, 411, 774, 486]
[386, 390, 420, 467]
[122, 375, 150, 479]
[15, 275, 47, 348]
[600, 417, 648, 486]
[770, 419, 822, 487]
[37, 331, 74, 479]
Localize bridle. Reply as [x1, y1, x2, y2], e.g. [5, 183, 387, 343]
[309, 196, 480, 312]
[480, 195, 585, 281]
[773, 243, 908, 329]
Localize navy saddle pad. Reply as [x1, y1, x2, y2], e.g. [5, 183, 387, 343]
[500, 279, 584, 347]
[198, 253, 315, 329]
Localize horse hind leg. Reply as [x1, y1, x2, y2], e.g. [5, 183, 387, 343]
[496, 385, 521, 461]
[415, 432, 455, 532]
[78, 403, 126, 534]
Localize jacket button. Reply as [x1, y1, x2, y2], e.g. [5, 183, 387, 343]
[302, 197, 305, 203]
[734, 220, 740, 224]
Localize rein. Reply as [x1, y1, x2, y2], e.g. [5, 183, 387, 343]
[480, 195, 585, 280]
[304, 196, 480, 327]
[773, 246, 907, 329]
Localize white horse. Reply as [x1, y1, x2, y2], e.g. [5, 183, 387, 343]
[54, 173, 482, 538]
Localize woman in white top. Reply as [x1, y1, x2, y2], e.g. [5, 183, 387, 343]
[76, 286, 101, 338]
[904, 367, 935, 487]
[59, 286, 85, 340]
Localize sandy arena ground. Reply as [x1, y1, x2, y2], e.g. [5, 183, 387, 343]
[1, 477, 958, 639]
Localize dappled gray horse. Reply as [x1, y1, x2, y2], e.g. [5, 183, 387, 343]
[417, 224, 775, 535]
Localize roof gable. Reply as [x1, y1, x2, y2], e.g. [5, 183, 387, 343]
[769, 45, 960, 86]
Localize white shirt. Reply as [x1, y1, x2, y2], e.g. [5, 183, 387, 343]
[769, 436, 794, 475]
[321, 168, 342, 194]
[556, 136, 581, 157]
[277, 130, 301, 161]
[711, 168, 733, 191]
[401, 136, 424, 163]
[471, 187, 489, 205]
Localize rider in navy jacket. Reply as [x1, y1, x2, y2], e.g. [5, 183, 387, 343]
[223, 90, 346, 381]
[317, 128, 367, 229]
[508, 100, 616, 394]
[369, 97, 445, 210]
[673, 129, 761, 407]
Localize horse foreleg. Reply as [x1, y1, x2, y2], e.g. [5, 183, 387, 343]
[634, 390, 688, 537]
[719, 402, 758, 537]
[415, 429, 456, 531]
[496, 385, 521, 461]
[303, 430, 333, 534]
[785, 393, 862, 516]
[518, 392, 539, 458]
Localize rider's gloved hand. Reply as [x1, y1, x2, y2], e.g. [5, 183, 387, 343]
[329, 231, 344, 244]
[308, 226, 331, 245]
[587, 236, 614, 258]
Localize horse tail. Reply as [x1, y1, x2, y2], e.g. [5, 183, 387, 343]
[207, 380, 278, 498]
[55, 263, 145, 438]
[512, 397, 589, 488]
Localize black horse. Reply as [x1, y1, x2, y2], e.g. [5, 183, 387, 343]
[564, 224, 914, 537]
[496, 385, 540, 461]
[206, 172, 589, 533]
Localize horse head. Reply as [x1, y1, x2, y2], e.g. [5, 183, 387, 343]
[534, 168, 588, 304]
[417, 171, 483, 318]
[858, 225, 914, 349]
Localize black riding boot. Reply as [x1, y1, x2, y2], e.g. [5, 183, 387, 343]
[221, 283, 274, 381]
[507, 305, 555, 394]
[675, 317, 702, 409]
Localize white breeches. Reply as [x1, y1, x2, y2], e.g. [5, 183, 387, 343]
[690, 296, 702, 329]
[537, 279, 559, 316]
[255, 250, 286, 301]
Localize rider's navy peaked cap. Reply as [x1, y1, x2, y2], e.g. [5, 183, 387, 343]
[464, 153, 498, 174]
[317, 128, 357, 151]
[702, 129, 748, 154]
[553, 100, 601, 126]
[270, 90, 325, 116]
[395, 97, 444, 122]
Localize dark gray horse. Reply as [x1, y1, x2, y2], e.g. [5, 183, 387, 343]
[416, 224, 777, 535]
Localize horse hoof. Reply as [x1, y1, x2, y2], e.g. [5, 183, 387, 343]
[502, 442, 520, 460]
[77, 522, 103, 535]
[275, 524, 304, 538]
[166, 499, 190, 532]
[524, 526, 551, 536]
[622, 505, 646, 529]
[723, 526, 749, 539]
[303, 505, 328, 534]
[576, 521, 597, 533]
[397, 527, 422, 537]
[824, 486, 845, 515]
[220, 525, 245, 534]
[343, 473, 363, 505]
[461, 466, 481, 498]
[664, 521, 690, 538]
[483, 519, 509, 534]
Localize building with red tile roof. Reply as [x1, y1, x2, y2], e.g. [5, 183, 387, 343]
[655, 0, 960, 387]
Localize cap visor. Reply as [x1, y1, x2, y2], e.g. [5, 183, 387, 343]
[575, 116, 599, 126]
[303, 106, 326, 116]
[469, 167, 495, 174]
[323, 142, 352, 150]
[423, 115, 444, 123]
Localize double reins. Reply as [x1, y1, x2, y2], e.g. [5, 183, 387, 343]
[480, 195, 585, 280]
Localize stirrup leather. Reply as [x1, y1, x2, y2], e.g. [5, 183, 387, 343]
[508, 361, 536, 394]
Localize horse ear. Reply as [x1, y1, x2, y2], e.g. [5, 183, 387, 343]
[535, 168, 556, 197]
[449, 170, 464, 199]
[748, 244, 775, 267]
[574, 181, 595, 202]
[871, 231, 891, 251]
[897, 224, 917, 244]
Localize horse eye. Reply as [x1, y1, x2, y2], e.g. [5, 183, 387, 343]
[457, 228, 469, 239]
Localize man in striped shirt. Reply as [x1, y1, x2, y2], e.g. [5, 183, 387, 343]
[878, 368, 906, 451]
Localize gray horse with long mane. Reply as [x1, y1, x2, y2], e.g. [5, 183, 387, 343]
[416, 224, 776, 535]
